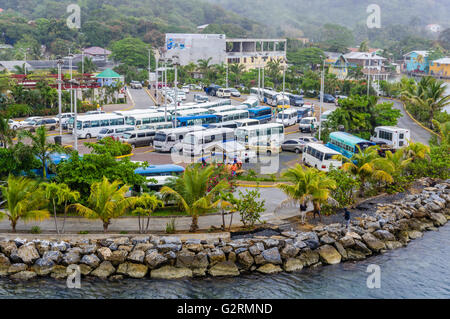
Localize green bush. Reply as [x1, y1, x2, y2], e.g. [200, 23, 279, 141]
[30, 226, 41, 234]
[235, 189, 265, 228]
[407, 145, 450, 180]
[165, 218, 176, 234]
[85, 137, 132, 156]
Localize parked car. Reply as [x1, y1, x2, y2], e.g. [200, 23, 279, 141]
[249, 141, 280, 156]
[189, 84, 202, 90]
[216, 88, 231, 98]
[30, 118, 59, 131]
[299, 117, 318, 133]
[130, 81, 143, 89]
[181, 85, 190, 94]
[229, 88, 241, 97]
[288, 94, 304, 106]
[8, 119, 20, 130]
[97, 126, 135, 141]
[298, 136, 319, 143]
[281, 139, 307, 153]
[193, 94, 209, 103]
[18, 117, 43, 129]
[119, 129, 155, 148]
[318, 93, 336, 104]
[204, 84, 221, 96]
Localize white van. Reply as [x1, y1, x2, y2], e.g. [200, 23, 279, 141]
[153, 126, 205, 152]
[216, 88, 232, 98]
[371, 126, 410, 149]
[235, 119, 260, 127]
[182, 128, 235, 156]
[276, 108, 298, 127]
[320, 110, 334, 123]
[299, 117, 318, 133]
[302, 143, 342, 172]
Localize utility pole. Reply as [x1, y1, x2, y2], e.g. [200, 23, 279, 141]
[155, 56, 159, 105]
[282, 60, 286, 125]
[148, 48, 151, 87]
[173, 55, 179, 128]
[57, 57, 64, 138]
[318, 60, 325, 140]
[164, 58, 167, 122]
[226, 61, 228, 89]
[69, 49, 73, 114]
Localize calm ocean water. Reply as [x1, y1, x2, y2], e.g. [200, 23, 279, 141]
[1, 225, 449, 299]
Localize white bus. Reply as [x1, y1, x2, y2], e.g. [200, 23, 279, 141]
[302, 143, 342, 172]
[175, 108, 209, 117]
[182, 128, 235, 156]
[74, 114, 126, 139]
[215, 110, 249, 125]
[242, 96, 259, 108]
[250, 87, 290, 108]
[208, 105, 238, 114]
[138, 122, 173, 131]
[235, 123, 285, 148]
[156, 104, 197, 115]
[371, 126, 410, 149]
[276, 108, 298, 127]
[195, 99, 232, 109]
[113, 109, 155, 117]
[235, 118, 260, 127]
[125, 112, 172, 128]
[153, 126, 205, 152]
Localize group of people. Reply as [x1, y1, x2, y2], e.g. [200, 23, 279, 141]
[300, 202, 352, 232]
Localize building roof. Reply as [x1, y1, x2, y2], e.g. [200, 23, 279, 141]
[83, 47, 111, 56]
[348, 48, 380, 54]
[95, 68, 121, 78]
[343, 52, 386, 60]
[403, 51, 429, 57]
[0, 60, 33, 71]
[432, 57, 450, 64]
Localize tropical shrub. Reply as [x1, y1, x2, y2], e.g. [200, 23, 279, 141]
[234, 189, 265, 228]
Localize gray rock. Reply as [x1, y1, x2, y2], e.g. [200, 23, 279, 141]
[80, 254, 100, 268]
[10, 270, 37, 281]
[280, 244, 300, 259]
[131, 236, 150, 245]
[42, 250, 62, 263]
[298, 250, 320, 267]
[90, 261, 115, 279]
[237, 251, 254, 269]
[257, 263, 282, 274]
[0, 241, 17, 256]
[145, 250, 168, 269]
[281, 231, 298, 238]
[32, 258, 55, 276]
[407, 230, 423, 239]
[317, 245, 341, 265]
[8, 263, 28, 274]
[249, 245, 261, 256]
[262, 239, 279, 249]
[108, 250, 128, 265]
[362, 233, 386, 253]
[261, 247, 282, 264]
[304, 239, 320, 250]
[385, 241, 403, 250]
[176, 251, 208, 270]
[208, 261, 240, 277]
[127, 250, 145, 263]
[151, 265, 193, 279]
[50, 265, 67, 279]
[161, 236, 182, 245]
[283, 258, 303, 272]
[346, 249, 367, 261]
[117, 262, 148, 278]
[320, 235, 336, 245]
[373, 230, 396, 241]
[208, 249, 226, 266]
[354, 240, 372, 255]
[334, 242, 348, 260]
[96, 247, 112, 261]
[62, 252, 81, 266]
[79, 244, 97, 255]
[430, 213, 447, 227]
[156, 244, 182, 253]
[17, 244, 40, 264]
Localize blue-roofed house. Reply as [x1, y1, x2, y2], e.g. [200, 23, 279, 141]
[403, 51, 430, 73]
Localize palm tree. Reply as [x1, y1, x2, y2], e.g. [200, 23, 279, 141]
[18, 126, 66, 179]
[341, 145, 393, 196]
[376, 148, 412, 179]
[0, 115, 15, 147]
[0, 175, 49, 232]
[71, 177, 137, 232]
[404, 141, 430, 161]
[359, 40, 369, 52]
[266, 58, 283, 88]
[277, 164, 337, 223]
[197, 57, 212, 78]
[160, 165, 230, 232]
[432, 119, 450, 145]
[230, 63, 245, 85]
[41, 182, 80, 234]
[76, 57, 97, 74]
[132, 193, 164, 234]
[13, 63, 30, 75]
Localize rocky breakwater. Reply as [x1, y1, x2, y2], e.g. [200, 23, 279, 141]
[0, 180, 449, 281]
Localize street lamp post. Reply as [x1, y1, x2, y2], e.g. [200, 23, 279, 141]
[172, 55, 180, 128]
[155, 56, 159, 105]
[148, 48, 151, 87]
[226, 61, 228, 89]
[282, 59, 286, 125]
[69, 50, 73, 114]
[57, 57, 64, 138]
[318, 60, 325, 140]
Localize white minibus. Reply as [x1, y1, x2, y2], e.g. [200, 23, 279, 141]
[74, 114, 126, 139]
[182, 128, 235, 156]
[276, 108, 298, 126]
[302, 143, 342, 172]
[235, 123, 285, 148]
[153, 126, 205, 152]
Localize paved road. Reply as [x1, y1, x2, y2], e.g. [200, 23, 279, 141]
[128, 88, 155, 109]
[382, 98, 432, 145]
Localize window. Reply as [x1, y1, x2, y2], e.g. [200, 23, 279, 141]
[399, 133, 404, 139]
[100, 119, 109, 127]
[138, 133, 145, 138]
[83, 121, 91, 128]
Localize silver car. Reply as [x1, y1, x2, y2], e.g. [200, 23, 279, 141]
[281, 139, 307, 153]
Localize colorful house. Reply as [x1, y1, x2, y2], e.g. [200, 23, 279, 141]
[324, 52, 348, 79]
[429, 57, 450, 78]
[95, 68, 123, 87]
[403, 51, 429, 73]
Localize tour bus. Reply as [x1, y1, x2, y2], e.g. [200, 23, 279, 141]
[197, 99, 232, 109]
[234, 118, 260, 127]
[276, 94, 290, 109]
[73, 114, 126, 139]
[125, 112, 172, 128]
[137, 122, 173, 131]
[207, 105, 238, 114]
[248, 106, 272, 123]
[242, 96, 259, 108]
[371, 126, 410, 149]
[326, 131, 376, 159]
[113, 109, 155, 117]
[215, 110, 249, 126]
[175, 108, 210, 117]
[156, 104, 197, 115]
[182, 128, 235, 157]
[153, 126, 205, 152]
[174, 114, 219, 128]
[235, 123, 285, 148]
[302, 143, 342, 172]
[134, 164, 185, 191]
[276, 108, 298, 127]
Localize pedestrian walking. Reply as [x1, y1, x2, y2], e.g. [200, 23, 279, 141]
[344, 208, 351, 232]
[313, 208, 322, 222]
[300, 202, 307, 224]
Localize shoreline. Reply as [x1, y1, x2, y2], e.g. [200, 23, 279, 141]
[1, 179, 449, 281]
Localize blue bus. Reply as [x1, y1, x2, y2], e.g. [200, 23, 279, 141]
[296, 105, 314, 121]
[21, 152, 72, 179]
[134, 164, 185, 191]
[325, 132, 376, 159]
[174, 114, 219, 128]
[248, 106, 272, 124]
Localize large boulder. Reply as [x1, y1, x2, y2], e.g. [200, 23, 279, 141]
[127, 250, 145, 263]
[333, 242, 348, 260]
[208, 249, 226, 266]
[80, 254, 101, 268]
[283, 258, 303, 272]
[280, 244, 300, 259]
[96, 247, 112, 261]
[298, 250, 319, 267]
[8, 263, 28, 274]
[208, 261, 240, 277]
[50, 265, 67, 279]
[0, 241, 17, 256]
[42, 251, 62, 263]
[150, 265, 193, 279]
[385, 241, 403, 250]
[90, 261, 115, 279]
[261, 247, 282, 265]
[62, 251, 81, 266]
[17, 244, 40, 264]
[430, 213, 447, 227]
[407, 230, 423, 239]
[346, 249, 367, 261]
[145, 250, 168, 269]
[317, 245, 341, 265]
[373, 230, 396, 241]
[237, 251, 254, 269]
[108, 250, 128, 266]
[117, 262, 148, 278]
[257, 263, 282, 274]
[10, 270, 37, 281]
[32, 258, 55, 276]
[362, 233, 386, 253]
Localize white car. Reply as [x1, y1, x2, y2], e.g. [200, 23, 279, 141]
[299, 117, 318, 133]
[216, 88, 231, 98]
[18, 117, 43, 128]
[8, 119, 20, 130]
[181, 85, 190, 94]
